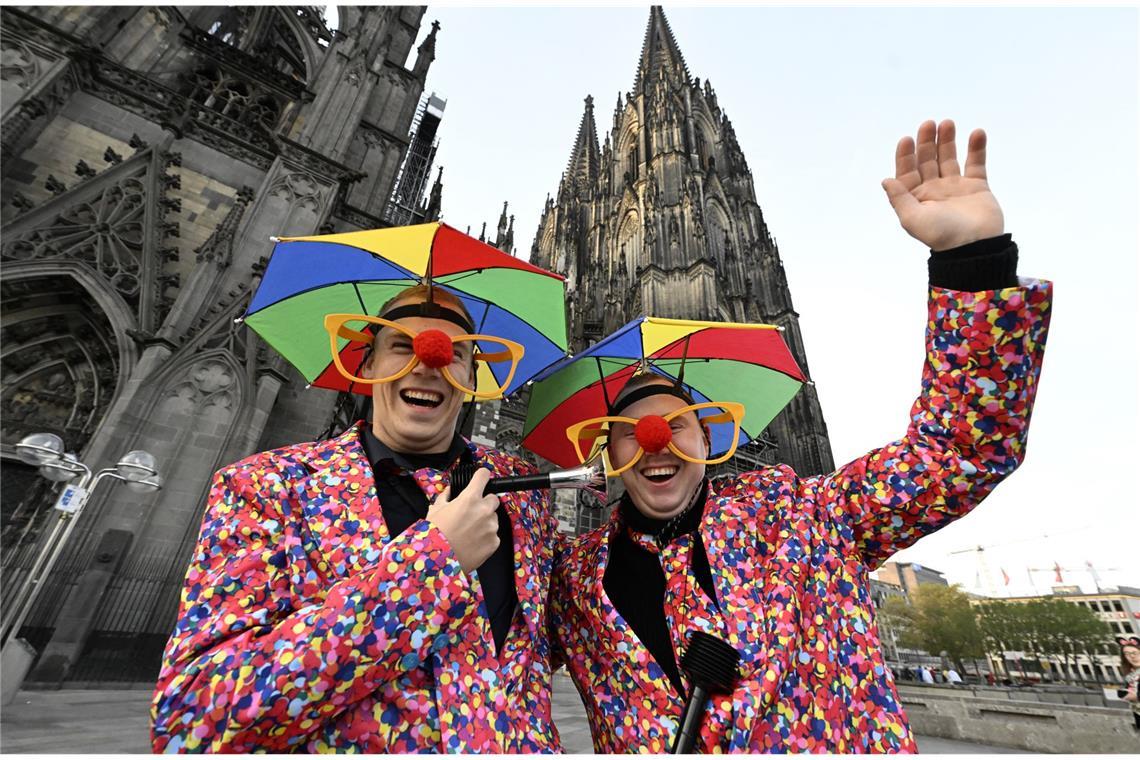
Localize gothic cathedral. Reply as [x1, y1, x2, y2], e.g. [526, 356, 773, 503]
[530, 7, 834, 482]
[1, 5, 443, 686]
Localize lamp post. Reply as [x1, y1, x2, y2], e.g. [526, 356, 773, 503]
[1, 433, 162, 700]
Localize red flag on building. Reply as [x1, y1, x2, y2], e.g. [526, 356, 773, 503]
[1001, 568, 1011, 586]
[1053, 562, 1064, 583]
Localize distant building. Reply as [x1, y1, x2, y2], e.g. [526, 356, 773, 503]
[873, 561, 950, 598]
[869, 562, 953, 672]
[869, 577, 907, 665]
[976, 588, 1140, 684]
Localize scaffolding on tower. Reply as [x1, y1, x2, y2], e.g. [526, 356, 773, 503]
[384, 92, 446, 226]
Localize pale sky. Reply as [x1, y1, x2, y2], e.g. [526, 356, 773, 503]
[399, 5, 1139, 596]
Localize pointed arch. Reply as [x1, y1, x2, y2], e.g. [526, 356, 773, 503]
[0, 266, 133, 549]
[704, 197, 731, 261]
[693, 110, 719, 171]
[617, 208, 642, 275]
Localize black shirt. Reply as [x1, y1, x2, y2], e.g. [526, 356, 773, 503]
[361, 426, 517, 654]
[603, 482, 718, 694]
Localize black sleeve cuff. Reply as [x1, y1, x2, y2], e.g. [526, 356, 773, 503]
[928, 233, 1018, 292]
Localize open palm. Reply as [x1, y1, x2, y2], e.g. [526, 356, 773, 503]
[882, 120, 1004, 251]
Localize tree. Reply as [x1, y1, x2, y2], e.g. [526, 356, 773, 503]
[879, 585, 985, 677]
[1031, 599, 1111, 684]
[976, 598, 1112, 685]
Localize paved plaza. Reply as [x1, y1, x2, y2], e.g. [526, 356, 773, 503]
[0, 672, 1031, 754]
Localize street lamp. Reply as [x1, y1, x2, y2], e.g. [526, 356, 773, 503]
[1, 434, 163, 656]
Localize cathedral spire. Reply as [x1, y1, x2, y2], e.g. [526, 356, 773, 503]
[562, 95, 600, 195]
[413, 20, 439, 80]
[633, 6, 690, 94]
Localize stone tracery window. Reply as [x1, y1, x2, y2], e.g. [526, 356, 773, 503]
[706, 204, 729, 261]
[617, 211, 642, 274]
[4, 179, 147, 301]
[187, 67, 282, 131]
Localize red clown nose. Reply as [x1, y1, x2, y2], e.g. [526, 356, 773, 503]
[634, 415, 672, 453]
[413, 329, 454, 369]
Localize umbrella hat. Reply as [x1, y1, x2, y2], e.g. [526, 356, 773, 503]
[244, 222, 568, 397]
[522, 316, 806, 468]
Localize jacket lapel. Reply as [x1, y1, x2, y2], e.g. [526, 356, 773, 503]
[586, 516, 686, 748]
[703, 490, 806, 748]
[290, 425, 385, 598]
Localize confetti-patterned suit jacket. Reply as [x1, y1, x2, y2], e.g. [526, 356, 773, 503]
[152, 423, 563, 753]
[551, 280, 1052, 753]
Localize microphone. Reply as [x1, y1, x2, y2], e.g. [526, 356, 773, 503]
[671, 630, 740, 754]
[448, 458, 607, 501]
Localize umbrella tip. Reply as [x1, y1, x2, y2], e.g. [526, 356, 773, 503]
[269, 235, 281, 242]
[304, 383, 312, 390]
[233, 316, 244, 324]
[776, 325, 786, 332]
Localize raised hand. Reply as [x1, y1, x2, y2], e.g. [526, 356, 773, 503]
[882, 119, 1004, 251]
[427, 466, 501, 573]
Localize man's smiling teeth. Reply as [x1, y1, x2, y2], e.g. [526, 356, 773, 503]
[642, 465, 678, 481]
[400, 389, 444, 407]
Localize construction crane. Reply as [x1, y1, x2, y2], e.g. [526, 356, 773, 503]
[948, 544, 1001, 598]
[1026, 561, 1120, 593]
[946, 527, 1099, 597]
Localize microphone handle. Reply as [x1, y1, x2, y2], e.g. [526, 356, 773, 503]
[482, 473, 551, 494]
[449, 463, 551, 496]
[671, 684, 709, 754]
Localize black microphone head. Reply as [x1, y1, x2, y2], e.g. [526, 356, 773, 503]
[448, 462, 479, 495]
[680, 630, 740, 694]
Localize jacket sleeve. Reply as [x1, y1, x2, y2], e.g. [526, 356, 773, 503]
[804, 278, 1052, 568]
[150, 462, 477, 753]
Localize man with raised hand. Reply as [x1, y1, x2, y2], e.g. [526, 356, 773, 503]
[152, 285, 563, 753]
[550, 119, 1051, 752]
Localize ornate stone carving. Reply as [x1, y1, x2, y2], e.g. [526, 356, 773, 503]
[279, 137, 364, 183]
[195, 186, 254, 266]
[268, 171, 322, 214]
[333, 201, 384, 231]
[81, 56, 276, 170]
[160, 358, 236, 420]
[0, 38, 39, 88]
[5, 178, 147, 298]
[181, 26, 305, 101]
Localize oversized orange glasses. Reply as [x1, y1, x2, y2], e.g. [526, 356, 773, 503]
[323, 314, 524, 400]
[564, 401, 746, 476]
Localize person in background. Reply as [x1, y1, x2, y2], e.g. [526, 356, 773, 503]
[1118, 636, 1140, 731]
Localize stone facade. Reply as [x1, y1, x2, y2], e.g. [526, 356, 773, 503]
[0, 5, 443, 684]
[529, 7, 834, 485]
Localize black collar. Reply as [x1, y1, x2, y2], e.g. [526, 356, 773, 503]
[361, 425, 468, 474]
[619, 478, 709, 546]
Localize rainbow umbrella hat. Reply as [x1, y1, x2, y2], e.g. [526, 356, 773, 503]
[243, 222, 569, 397]
[521, 316, 806, 469]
